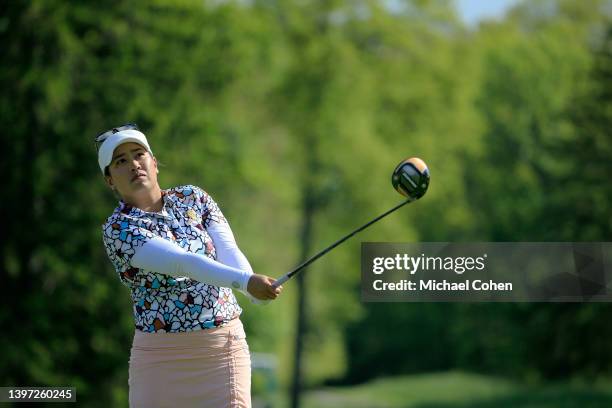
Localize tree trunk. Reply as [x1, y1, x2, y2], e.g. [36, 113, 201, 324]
[290, 138, 319, 408]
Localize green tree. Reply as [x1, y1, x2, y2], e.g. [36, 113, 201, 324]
[1, 1, 289, 404]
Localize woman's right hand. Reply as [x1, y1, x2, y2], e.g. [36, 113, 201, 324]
[247, 274, 283, 300]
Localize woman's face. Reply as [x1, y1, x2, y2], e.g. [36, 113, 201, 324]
[105, 142, 159, 198]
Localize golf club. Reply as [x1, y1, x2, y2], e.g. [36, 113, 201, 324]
[272, 157, 430, 288]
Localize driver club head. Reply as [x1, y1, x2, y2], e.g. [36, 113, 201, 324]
[391, 157, 430, 199]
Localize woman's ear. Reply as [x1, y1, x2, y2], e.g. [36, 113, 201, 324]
[105, 175, 114, 190]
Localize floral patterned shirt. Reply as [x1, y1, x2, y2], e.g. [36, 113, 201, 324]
[102, 185, 242, 333]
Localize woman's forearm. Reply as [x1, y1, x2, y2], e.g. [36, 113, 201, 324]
[131, 236, 252, 290]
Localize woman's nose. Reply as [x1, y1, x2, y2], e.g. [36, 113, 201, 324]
[129, 159, 142, 170]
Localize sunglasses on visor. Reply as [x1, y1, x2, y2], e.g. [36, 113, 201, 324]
[94, 123, 140, 151]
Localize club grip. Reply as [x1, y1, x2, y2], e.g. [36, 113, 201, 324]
[272, 274, 290, 288]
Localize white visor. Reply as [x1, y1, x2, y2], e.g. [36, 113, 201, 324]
[98, 129, 153, 174]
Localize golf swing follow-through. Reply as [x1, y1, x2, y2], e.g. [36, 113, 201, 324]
[96, 120, 429, 407]
[272, 157, 430, 288]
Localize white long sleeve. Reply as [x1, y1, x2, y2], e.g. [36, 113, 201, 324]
[131, 236, 252, 291]
[206, 221, 267, 304]
[206, 222, 253, 274]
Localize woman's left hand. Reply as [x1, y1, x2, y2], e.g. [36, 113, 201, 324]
[247, 274, 283, 300]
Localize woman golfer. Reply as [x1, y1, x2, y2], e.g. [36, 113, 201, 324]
[96, 123, 281, 407]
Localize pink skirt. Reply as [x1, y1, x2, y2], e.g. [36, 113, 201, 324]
[129, 318, 251, 408]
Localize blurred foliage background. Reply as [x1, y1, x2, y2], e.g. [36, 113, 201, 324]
[1, 0, 611, 407]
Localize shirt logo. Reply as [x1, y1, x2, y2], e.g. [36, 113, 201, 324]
[186, 209, 198, 224]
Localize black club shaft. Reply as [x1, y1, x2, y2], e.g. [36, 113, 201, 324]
[273, 198, 414, 287]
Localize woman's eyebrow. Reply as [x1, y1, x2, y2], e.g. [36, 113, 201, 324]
[112, 148, 145, 161]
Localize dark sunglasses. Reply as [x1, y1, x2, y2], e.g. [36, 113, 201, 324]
[94, 123, 139, 151]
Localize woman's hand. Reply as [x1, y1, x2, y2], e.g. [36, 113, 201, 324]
[247, 274, 283, 300]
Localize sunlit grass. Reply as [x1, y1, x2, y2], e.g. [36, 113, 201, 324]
[255, 371, 612, 408]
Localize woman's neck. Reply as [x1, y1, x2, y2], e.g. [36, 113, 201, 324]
[124, 185, 164, 212]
